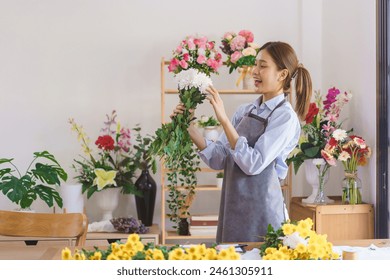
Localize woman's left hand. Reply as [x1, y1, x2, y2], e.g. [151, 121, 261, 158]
[206, 86, 229, 125]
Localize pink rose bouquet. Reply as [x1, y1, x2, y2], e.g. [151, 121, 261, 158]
[220, 30, 260, 74]
[168, 35, 223, 76]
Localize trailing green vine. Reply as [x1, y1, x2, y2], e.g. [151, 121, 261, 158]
[150, 35, 223, 232]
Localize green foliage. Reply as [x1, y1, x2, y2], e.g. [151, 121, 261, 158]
[216, 172, 224, 178]
[0, 151, 67, 209]
[259, 223, 285, 257]
[227, 55, 257, 74]
[149, 87, 205, 230]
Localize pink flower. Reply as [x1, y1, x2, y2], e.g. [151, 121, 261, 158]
[197, 55, 206, 64]
[175, 45, 182, 54]
[230, 35, 246, 51]
[321, 150, 337, 166]
[238, 30, 254, 43]
[206, 58, 222, 71]
[168, 58, 180, 72]
[194, 36, 207, 49]
[230, 51, 243, 64]
[206, 41, 215, 50]
[352, 136, 367, 149]
[179, 60, 188, 69]
[183, 53, 190, 61]
[187, 38, 196, 50]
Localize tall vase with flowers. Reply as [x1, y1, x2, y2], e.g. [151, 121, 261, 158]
[321, 131, 371, 204]
[150, 35, 222, 233]
[219, 30, 260, 89]
[69, 111, 141, 221]
[286, 87, 352, 204]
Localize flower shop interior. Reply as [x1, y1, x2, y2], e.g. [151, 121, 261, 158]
[0, 0, 389, 261]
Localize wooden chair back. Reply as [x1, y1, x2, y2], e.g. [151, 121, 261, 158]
[0, 210, 88, 246]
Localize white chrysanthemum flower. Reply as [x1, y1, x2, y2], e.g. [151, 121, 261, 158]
[338, 151, 351, 161]
[332, 129, 347, 141]
[312, 158, 325, 166]
[280, 231, 308, 249]
[175, 69, 213, 93]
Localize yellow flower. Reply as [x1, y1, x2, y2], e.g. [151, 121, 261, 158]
[107, 253, 119, 260]
[152, 249, 165, 260]
[295, 243, 307, 254]
[61, 247, 72, 260]
[168, 248, 185, 260]
[89, 251, 102, 260]
[282, 223, 296, 235]
[127, 233, 140, 244]
[93, 169, 117, 190]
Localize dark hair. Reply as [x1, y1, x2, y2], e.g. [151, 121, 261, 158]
[259, 41, 312, 120]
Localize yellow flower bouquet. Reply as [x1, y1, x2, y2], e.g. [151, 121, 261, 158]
[62, 233, 240, 260]
[260, 218, 339, 260]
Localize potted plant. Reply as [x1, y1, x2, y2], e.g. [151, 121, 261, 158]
[69, 110, 142, 221]
[216, 171, 224, 189]
[0, 151, 67, 210]
[196, 115, 220, 142]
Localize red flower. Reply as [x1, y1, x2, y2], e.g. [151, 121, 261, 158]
[305, 103, 319, 124]
[95, 135, 115, 151]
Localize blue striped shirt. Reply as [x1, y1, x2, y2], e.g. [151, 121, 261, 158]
[198, 94, 301, 179]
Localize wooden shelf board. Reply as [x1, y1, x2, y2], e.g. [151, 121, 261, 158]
[165, 230, 216, 240]
[162, 167, 222, 173]
[164, 89, 256, 94]
[163, 184, 221, 191]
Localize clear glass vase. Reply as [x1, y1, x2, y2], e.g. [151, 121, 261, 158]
[341, 172, 362, 204]
[313, 172, 326, 204]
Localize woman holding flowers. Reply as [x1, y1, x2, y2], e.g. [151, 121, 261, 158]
[172, 41, 312, 242]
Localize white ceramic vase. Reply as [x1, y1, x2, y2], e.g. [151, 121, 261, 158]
[216, 178, 223, 189]
[237, 66, 255, 90]
[302, 159, 334, 204]
[59, 183, 84, 213]
[95, 187, 121, 221]
[203, 126, 219, 142]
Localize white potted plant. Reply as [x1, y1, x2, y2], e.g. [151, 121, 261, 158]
[216, 172, 224, 189]
[196, 115, 220, 142]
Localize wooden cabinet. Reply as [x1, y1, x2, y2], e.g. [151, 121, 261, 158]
[160, 58, 292, 244]
[290, 197, 374, 241]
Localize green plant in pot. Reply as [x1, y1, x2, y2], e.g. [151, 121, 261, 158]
[0, 151, 67, 210]
[149, 35, 223, 233]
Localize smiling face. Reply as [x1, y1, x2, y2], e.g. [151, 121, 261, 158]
[252, 50, 287, 100]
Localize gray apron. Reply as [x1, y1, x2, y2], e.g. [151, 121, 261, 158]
[217, 99, 287, 243]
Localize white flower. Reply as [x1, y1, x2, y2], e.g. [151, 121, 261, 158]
[175, 69, 213, 93]
[312, 158, 325, 166]
[338, 151, 351, 162]
[197, 48, 205, 56]
[200, 115, 209, 123]
[248, 42, 260, 49]
[332, 129, 347, 141]
[242, 47, 257, 56]
[280, 232, 308, 249]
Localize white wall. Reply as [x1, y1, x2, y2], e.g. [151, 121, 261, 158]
[0, 0, 377, 225]
[0, 0, 304, 222]
[321, 0, 376, 204]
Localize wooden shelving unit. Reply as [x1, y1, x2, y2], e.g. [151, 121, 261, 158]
[160, 58, 292, 243]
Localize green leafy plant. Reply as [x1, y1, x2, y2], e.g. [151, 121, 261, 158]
[196, 115, 220, 128]
[150, 36, 222, 232]
[0, 151, 67, 209]
[132, 125, 157, 173]
[216, 171, 224, 178]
